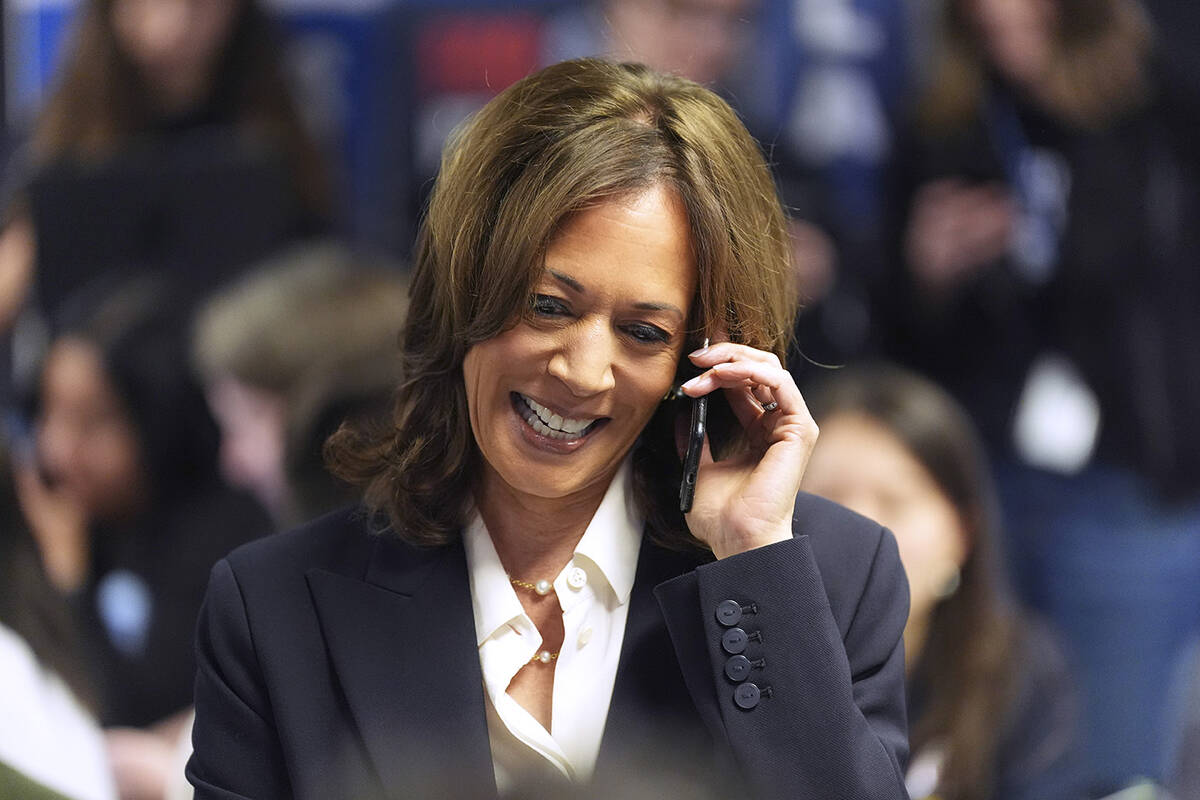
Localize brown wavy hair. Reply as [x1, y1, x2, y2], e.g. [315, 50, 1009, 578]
[327, 58, 797, 548]
[31, 0, 329, 219]
[921, 0, 1153, 132]
[808, 364, 1027, 800]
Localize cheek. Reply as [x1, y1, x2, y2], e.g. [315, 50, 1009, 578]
[36, 417, 72, 473]
[91, 427, 142, 487]
[615, 360, 677, 436]
[222, 423, 283, 486]
[893, 504, 963, 575]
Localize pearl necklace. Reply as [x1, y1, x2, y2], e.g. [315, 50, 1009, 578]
[509, 575, 559, 665]
[509, 576, 554, 596]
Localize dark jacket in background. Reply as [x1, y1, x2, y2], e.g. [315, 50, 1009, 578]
[879, 65, 1200, 502]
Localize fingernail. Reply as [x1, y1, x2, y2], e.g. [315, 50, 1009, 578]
[689, 337, 711, 358]
[681, 376, 701, 390]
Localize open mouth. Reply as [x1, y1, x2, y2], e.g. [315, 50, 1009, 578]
[511, 392, 606, 442]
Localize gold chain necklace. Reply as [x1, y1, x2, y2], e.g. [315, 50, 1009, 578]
[509, 575, 559, 665]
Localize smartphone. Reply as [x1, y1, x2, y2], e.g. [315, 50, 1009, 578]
[679, 391, 707, 513]
[679, 337, 709, 513]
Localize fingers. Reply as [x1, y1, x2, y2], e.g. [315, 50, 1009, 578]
[680, 344, 817, 450]
[688, 340, 782, 370]
[687, 342, 783, 404]
[681, 353, 796, 409]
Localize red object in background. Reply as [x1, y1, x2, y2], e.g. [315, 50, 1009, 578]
[415, 13, 544, 97]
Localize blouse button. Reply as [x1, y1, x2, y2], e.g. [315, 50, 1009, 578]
[578, 627, 594, 647]
[567, 567, 588, 590]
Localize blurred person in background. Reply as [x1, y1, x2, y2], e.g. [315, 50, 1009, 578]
[192, 243, 407, 528]
[18, 277, 270, 799]
[542, 0, 848, 377]
[801, 364, 1083, 800]
[594, 0, 759, 88]
[2, 438, 117, 800]
[0, 0, 332, 335]
[878, 0, 1200, 787]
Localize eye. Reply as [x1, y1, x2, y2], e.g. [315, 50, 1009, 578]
[624, 323, 671, 345]
[530, 294, 570, 317]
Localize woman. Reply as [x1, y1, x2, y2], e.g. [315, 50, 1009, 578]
[802, 364, 1082, 800]
[1, 439, 116, 800]
[27, 278, 270, 726]
[187, 59, 909, 799]
[24, 278, 270, 797]
[0, 0, 330, 331]
[879, 0, 1200, 785]
[192, 244, 409, 528]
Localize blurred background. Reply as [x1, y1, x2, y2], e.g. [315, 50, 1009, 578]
[0, 1, 1197, 798]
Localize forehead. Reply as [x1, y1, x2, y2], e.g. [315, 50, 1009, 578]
[542, 185, 697, 305]
[812, 415, 920, 480]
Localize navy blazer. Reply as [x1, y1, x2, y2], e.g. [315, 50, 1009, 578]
[187, 493, 910, 799]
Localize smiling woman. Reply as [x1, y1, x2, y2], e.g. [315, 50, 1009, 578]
[463, 185, 696, 508]
[188, 59, 911, 800]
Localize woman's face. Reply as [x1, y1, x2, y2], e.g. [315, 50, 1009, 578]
[462, 184, 697, 506]
[36, 338, 146, 521]
[802, 412, 967, 620]
[205, 376, 289, 521]
[110, 0, 240, 111]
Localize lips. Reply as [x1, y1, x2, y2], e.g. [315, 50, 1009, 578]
[512, 392, 605, 441]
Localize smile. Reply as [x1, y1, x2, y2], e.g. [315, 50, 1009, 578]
[512, 393, 605, 441]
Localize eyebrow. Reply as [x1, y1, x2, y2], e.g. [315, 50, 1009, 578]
[547, 269, 685, 318]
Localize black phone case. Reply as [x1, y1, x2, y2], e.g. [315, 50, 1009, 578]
[679, 393, 708, 512]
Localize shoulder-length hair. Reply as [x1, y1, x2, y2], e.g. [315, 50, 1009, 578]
[807, 364, 1021, 800]
[920, 0, 1153, 132]
[31, 0, 329, 218]
[328, 58, 797, 549]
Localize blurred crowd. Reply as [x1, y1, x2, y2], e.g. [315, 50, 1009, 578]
[1, 0, 1198, 798]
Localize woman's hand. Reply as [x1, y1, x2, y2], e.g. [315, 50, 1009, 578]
[14, 462, 91, 593]
[904, 178, 1015, 294]
[679, 341, 819, 559]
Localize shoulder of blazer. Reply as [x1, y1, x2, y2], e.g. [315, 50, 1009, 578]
[219, 505, 445, 599]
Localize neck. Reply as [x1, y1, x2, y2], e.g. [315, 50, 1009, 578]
[475, 468, 613, 581]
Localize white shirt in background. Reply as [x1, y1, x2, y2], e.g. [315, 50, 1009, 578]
[463, 458, 642, 792]
[0, 621, 117, 800]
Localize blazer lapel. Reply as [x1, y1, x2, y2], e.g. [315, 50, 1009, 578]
[306, 535, 496, 799]
[594, 539, 727, 785]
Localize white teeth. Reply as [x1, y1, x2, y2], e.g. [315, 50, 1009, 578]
[521, 395, 596, 437]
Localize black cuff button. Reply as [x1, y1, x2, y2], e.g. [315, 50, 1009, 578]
[734, 682, 761, 710]
[721, 627, 748, 654]
[716, 599, 743, 626]
[725, 654, 752, 682]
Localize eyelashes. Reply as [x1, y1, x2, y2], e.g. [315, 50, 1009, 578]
[530, 294, 569, 317]
[528, 294, 673, 346]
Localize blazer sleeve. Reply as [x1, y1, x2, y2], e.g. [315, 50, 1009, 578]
[187, 559, 293, 799]
[656, 528, 910, 800]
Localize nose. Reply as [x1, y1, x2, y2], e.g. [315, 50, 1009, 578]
[547, 321, 617, 397]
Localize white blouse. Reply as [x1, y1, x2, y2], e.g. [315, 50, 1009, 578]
[463, 458, 642, 792]
[0, 621, 117, 800]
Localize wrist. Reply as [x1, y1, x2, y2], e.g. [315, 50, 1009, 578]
[711, 526, 792, 560]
